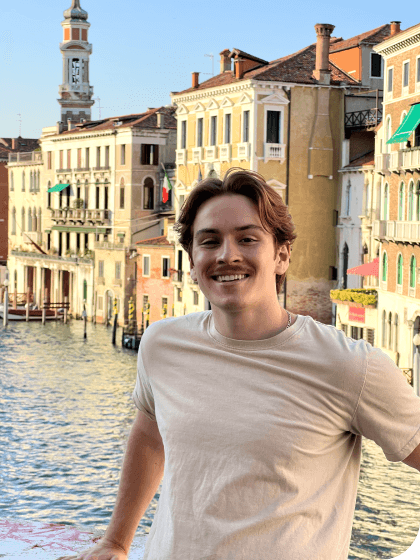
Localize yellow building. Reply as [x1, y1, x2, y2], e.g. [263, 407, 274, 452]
[170, 24, 362, 324]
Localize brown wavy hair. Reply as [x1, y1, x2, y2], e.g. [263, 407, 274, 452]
[172, 167, 297, 294]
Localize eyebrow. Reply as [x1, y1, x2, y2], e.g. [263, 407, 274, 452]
[195, 224, 265, 238]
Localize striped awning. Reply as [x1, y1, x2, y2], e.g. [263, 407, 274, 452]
[47, 184, 70, 193]
[386, 103, 420, 144]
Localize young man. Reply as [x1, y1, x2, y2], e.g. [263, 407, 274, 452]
[58, 169, 420, 560]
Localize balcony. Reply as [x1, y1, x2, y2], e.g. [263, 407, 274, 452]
[93, 166, 110, 171]
[375, 153, 390, 174]
[237, 142, 251, 161]
[345, 108, 382, 129]
[75, 167, 90, 172]
[50, 208, 111, 225]
[57, 168, 72, 173]
[192, 147, 203, 163]
[374, 219, 420, 243]
[220, 144, 231, 162]
[176, 149, 187, 166]
[94, 242, 125, 251]
[375, 148, 420, 174]
[170, 269, 183, 283]
[205, 146, 218, 162]
[264, 143, 285, 163]
[8, 151, 43, 164]
[401, 148, 420, 170]
[389, 150, 403, 172]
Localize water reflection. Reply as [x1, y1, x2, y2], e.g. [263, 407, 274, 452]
[1, 320, 419, 556]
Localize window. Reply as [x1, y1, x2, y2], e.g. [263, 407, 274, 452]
[121, 144, 126, 165]
[181, 121, 187, 149]
[67, 149, 71, 169]
[345, 181, 351, 216]
[22, 171, 25, 191]
[371, 53, 382, 77]
[21, 207, 25, 234]
[37, 170, 40, 192]
[98, 296, 103, 311]
[408, 181, 414, 220]
[10, 172, 13, 191]
[105, 146, 110, 167]
[104, 180, 109, 209]
[397, 254, 403, 285]
[224, 113, 231, 144]
[403, 61, 410, 88]
[162, 297, 168, 316]
[267, 111, 281, 144]
[32, 206, 37, 231]
[383, 183, 389, 220]
[177, 287, 182, 302]
[210, 116, 217, 146]
[84, 181, 89, 209]
[96, 146, 101, 168]
[162, 257, 169, 278]
[398, 182, 404, 220]
[193, 291, 199, 306]
[11, 207, 16, 235]
[197, 118, 203, 147]
[115, 261, 121, 280]
[96, 180, 100, 209]
[77, 148, 82, 168]
[85, 147, 89, 168]
[120, 178, 125, 209]
[143, 178, 154, 209]
[47, 151, 52, 170]
[382, 252, 388, 281]
[387, 67, 393, 93]
[59, 150, 63, 170]
[243, 110, 250, 142]
[47, 181, 52, 207]
[417, 58, 420, 84]
[410, 256, 417, 288]
[141, 144, 159, 165]
[143, 255, 150, 276]
[415, 123, 420, 147]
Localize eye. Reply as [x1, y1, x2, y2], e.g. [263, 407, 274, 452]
[201, 238, 256, 245]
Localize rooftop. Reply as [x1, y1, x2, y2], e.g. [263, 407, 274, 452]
[329, 24, 391, 53]
[136, 235, 174, 246]
[0, 137, 40, 161]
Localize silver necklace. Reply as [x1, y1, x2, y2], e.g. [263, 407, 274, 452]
[285, 310, 291, 329]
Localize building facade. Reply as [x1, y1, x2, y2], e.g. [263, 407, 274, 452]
[169, 24, 363, 324]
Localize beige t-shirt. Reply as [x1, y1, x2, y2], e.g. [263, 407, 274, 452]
[132, 311, 420, 560]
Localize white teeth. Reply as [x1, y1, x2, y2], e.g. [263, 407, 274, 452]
[215, 274, 248, 282]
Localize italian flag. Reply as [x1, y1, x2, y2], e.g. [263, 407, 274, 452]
[161, 163, 173, 203]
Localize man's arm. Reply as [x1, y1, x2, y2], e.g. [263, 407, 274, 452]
[102, 409, 165, 552]
[402, 441, 420, 472]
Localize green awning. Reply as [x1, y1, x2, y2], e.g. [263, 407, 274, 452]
[52, 225, 107, 233]
[387, 103, 420, 144]
[47, 183, 70, 193]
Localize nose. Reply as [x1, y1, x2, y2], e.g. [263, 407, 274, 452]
[216, 237, 243, 264]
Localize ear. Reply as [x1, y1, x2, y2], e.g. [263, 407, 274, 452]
[189, 255, 197, 281]
[274, 243, 290, 275]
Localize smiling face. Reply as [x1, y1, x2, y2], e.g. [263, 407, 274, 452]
[189, 193, 290, 315]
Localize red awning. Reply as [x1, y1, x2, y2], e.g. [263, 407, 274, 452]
[347, 258, 379, 277]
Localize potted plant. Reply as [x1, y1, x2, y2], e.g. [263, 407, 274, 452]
[73, 198, 84, 209]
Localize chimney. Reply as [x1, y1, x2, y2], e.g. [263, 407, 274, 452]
[67, 119, 74, 131]
[390, 21, 401, 36]
[220, 49, 231, 73]
[156, 111, 164, 128]
[235, 58, 245, 79]
[314, 23, 335, 84]
[192, 72, 200, 88]
[11, 138, 16, 150]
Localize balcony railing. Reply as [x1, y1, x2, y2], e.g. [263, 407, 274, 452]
[374, 219, 420, 243]
[176, 149, 187, 165]
[375, 153, 390, 173]
[220, 144, 231, 162]
[93, 166, 110, 171]
[205, 146, 218, 161]
[8, 151, 43, 164]
[238, 142, 250, 160]
[170, 270, 184, 283]
[94, 242, 125, 250]
[192, 147, 203, 163]
[389, 150, 403, 172]
[264, 143, 285, 163]
[50, 208, 111, 225]
[375, 148, 420, 173]
[345, 108, 382, 128]
[402, 148, 420, 170]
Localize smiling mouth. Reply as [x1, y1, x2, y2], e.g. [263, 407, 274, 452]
[211, 275, 250, 284]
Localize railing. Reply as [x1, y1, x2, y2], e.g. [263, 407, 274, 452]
[10, 250, 93, 263]
[345, 108, 382, 128]
[8, 151, 43, 163]
[375, 148, 420, 173]
[219, 144, 231, 162]
[56, 168, 72, 173]
[373, 219, 420, 243]
[170, 270, 183, 283]
[401, 148, 420, 170]
[75, 167, 90, 172]
[92, 166, 110, 171]
[375, 153, 390, 173]
[192, 148, 203, 163]
[264, 143, 285, 163]
[389, 150, 403, 172]
[238, 142, 250, 160]
[205, 146, 218, 161]
[94, 242, 125, 250]
[50, 208, 111, 224]
[176, 150, 187, 165]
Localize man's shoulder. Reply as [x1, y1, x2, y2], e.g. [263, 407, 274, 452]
[141, 310, 212, 341]
[307, 316, 372, 354]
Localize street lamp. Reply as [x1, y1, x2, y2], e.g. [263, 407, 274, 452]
[413, 332, 420, 397]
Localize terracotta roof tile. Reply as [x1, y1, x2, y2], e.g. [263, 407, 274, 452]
[136, 236, 174, 246]
[343, 150, 375, 168]
[329, 24, 391, 52]
[0, 137, 40, 160]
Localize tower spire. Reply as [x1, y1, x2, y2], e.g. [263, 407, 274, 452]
[58, 0, 94, 125]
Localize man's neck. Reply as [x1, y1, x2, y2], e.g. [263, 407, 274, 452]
[212, 305, 293, 341]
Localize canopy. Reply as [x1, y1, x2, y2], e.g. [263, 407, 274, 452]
[347, 258, 379, 277]
[386, 103, 420, 144]
[47, 183, 69, 193]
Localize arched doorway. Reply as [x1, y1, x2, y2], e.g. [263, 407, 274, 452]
[105, 289, 114, 325]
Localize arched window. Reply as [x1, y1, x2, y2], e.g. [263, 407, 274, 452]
[83, 279, 88, 301]
[143, 178, 154, 210]
[364, 180, 371, 216]
[28, 208, 32, 232]
[22, 171, 25, 191]
[84, 179, 89, 209]
[38, 208, 42, 233]
[10, 172, 14, 192]
[386, 116, 392, 153]
[383, 183, 389, 220]
[14, 270, 17, 291]
[345, 181, 351, 216]
[408, 181, 414, 220]
[11, 207, 16, 235]
[388, 311, 392, 349]
[47, 181, 52, 208]
[394, 314, 399, 354]
[397, 254, 403, 285]
[30, 171, 33, 192]
[417, 181, 420, 221]
[382, 309, 386, 347]
[104, 179, 109, 210]
[95, 179, 100, 209]
[398, 182, 404, 220]
[21, 207, 25, 234]
[400, 111, 407, 150]
[410, 255, 416, 288]
[76, 179, 81, 203]
[32, 207, 37, 232]
[37, 170, 40, 192]
[382, 251, 388, 281]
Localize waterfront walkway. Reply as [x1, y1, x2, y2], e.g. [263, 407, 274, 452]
[0, 518, 147, 559]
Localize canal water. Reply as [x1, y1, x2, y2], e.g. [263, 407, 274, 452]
[1, 319, 419, 559]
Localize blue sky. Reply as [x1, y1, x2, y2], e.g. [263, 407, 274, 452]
[1, 0, 418, 139]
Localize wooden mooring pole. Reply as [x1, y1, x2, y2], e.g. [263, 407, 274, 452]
[26, 290, 30, 322]
[64, 296, 68, 324]
[3, 286, 8, 327]
[112, 297, 118, 345]
[42, 289, 46, 325]
[82, 303, 87, 339]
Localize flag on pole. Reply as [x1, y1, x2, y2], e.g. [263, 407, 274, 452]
[161, 163, 173, 203]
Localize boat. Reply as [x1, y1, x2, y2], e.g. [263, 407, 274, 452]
[0, 307, 64, 321]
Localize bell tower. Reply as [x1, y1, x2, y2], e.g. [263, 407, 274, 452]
[58, 0, 94, 124]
